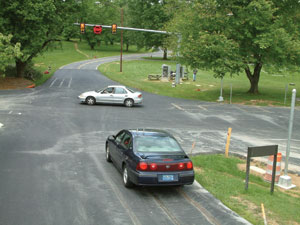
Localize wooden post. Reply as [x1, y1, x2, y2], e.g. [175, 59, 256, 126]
[225, 127, 232, 157]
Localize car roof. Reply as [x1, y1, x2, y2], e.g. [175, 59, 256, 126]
[107, 85, 126, 88]
[128, 129, 173, 138]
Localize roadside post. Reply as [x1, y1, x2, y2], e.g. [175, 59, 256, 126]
[225, 127, 232, 158]
[278, 89, 297, 189]
[245, 145, 278, 194]
[217, 77, 224, 102]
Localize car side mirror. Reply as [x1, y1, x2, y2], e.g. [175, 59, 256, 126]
[108, 135, 115, 141]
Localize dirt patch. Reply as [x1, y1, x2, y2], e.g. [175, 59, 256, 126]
[0, 77, 34, 90]
[237, 163, 300, 196]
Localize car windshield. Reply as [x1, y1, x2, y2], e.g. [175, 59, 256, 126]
[134, 135, 182, 152]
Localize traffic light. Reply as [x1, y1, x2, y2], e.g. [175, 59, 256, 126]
[93, 25, 102, 35]
[112, 24, 117, 34]
[80, 23, 85, 34]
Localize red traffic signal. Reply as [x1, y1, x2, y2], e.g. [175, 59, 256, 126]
[112, 24, 117, 34]
[93, 25, 102, 35]
[80, 23, 85, 34]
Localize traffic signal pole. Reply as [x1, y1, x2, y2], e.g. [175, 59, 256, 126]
[74, 23, 169, 34]
[120, 8, 123, 72]
[74, 22, 171, 72]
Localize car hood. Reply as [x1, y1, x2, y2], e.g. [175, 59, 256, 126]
[80, 91, 97, 96]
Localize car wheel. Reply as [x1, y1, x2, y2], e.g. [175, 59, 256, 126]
[86, 96, 96, 105]
[123, 165, 133, 188]
[124, 99, 134, 107]
[106, 145, 112, 162]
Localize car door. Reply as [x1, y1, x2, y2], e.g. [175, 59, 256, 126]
[114, 132, 132, 170]
[96, 87, 115, 103]
[109, 131, 125, 162]
[113, 87, 128, 104]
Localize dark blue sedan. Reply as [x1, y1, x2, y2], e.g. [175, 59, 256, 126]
[105, 129, 195, 188]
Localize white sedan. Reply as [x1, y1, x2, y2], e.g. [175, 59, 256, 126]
[78, 85, 143, 107]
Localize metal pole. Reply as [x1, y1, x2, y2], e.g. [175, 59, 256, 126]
[284, 89, 297, 175]
[218, 78, 224, 102]
[120, 8, 123, 72]
[284, 84, 288, 105]
[230, 84, 232, 104]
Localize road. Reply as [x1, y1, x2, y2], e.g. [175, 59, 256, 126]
[0, 52, 299, 225]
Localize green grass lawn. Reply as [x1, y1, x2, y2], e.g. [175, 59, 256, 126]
[33, 40, 147, 85]
[192, 154, 300, 225]
[99, 59, 300, 106]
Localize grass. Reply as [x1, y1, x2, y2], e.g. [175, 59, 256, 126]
[192, 154, 300, 225]
[33, 40, 147, 85]
[99, 59, 300, 106]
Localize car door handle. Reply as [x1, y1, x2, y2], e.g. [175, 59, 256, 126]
[110, 95, 113, 96]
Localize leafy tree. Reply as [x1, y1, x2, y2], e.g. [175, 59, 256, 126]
[0, 33, 22, 73]
[0, 0, 78, 77]
[166, 0, 300, 93]
[79, 0, 121, 50]
[126, 0, 171, 59]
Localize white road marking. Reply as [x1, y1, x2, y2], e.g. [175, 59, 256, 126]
[254, 106, 272, 113]
[171, 103, 184, 111]
[68, 77, 72, 88]
[0, 123, 3, 128]
[197, 105, 207, 111]
[9, 111, 12, 114]
[50, 78, 58, 87]
[59, 78, 65, 87]
[233, 106, 248, 113]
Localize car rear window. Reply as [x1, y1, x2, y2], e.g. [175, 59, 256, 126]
[134, 135, 182, 152]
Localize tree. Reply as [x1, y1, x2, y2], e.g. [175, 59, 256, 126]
[0, 0, 78, 77]
[127, 0, 171, 59]
[166, 0, 300, 93]
[0, 33, 22, 73]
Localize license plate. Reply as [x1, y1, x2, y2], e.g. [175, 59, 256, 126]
[158, 174, 178, 182]
[162, 175, 174, 181]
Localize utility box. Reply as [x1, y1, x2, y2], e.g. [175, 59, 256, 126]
[162, 64, 170, 78]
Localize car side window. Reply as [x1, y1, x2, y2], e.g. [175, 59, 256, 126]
[115, 87, 127, 94]
[120, 133, 132, 149]
[115, 131, 125, 144]
[102, 87, 115, 94]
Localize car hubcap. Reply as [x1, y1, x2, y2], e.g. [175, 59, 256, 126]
[87, 98, 94, 105]
[123, 168, 128, 184]
[126, 100, 133, 107]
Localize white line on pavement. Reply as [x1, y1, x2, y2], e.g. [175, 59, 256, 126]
[171, 103, 185, 111]
[68, 77, 72, 88]
[0, 123, 3, 128]
[59, 78, 65, 87]
[50, 78, 57, 87]
[197, 105, 208, 111]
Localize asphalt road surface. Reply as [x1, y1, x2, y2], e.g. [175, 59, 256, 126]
[0, 52, 299, 225]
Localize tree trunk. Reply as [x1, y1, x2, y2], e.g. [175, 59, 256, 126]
[126, 43, 129, 51]
[16, 60, 27, 78]
[163, 48, 167, 60]
[245, 63, 262, 94]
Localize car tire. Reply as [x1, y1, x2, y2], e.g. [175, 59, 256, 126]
[124, 99, 134, 107]
[123, 165, 133, 188]
[86, 96, 96, 105]
[105, 145, 112, 162]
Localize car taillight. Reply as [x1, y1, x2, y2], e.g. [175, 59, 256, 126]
[186, 161, 193, 170]
[178, 162, 184, 170]
[138, 94, 142, 98]
[137, 162, 148, 170]
[150, 163, 157, 170]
